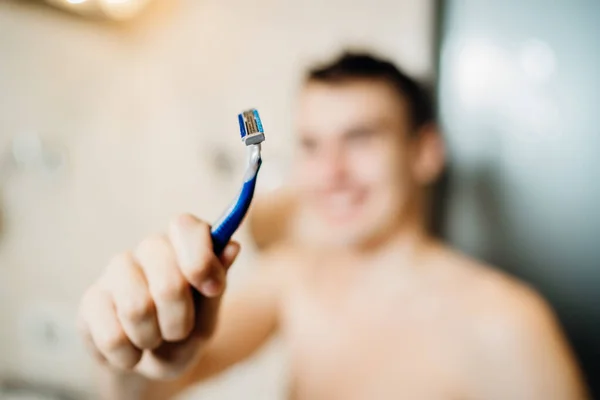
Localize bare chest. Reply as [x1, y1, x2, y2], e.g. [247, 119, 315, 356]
[280, 266, 472, 400]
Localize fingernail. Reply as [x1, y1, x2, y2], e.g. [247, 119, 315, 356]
[201, 278, 221, 297]
[227, 243, 241, 261]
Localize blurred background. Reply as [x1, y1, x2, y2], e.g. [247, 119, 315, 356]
[0, 0, 597, 398]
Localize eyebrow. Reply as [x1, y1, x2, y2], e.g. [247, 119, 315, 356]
[343, 119, 391, 137]
[296, 117, 396, 141]
[345, 125, 379, 135]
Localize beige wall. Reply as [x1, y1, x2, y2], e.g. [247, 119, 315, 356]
[0, 0, 434, 397]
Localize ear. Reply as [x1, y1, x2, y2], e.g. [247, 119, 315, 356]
[411, 123, 446, 186]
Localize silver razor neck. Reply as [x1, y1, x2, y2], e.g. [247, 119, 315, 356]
[243, 144, 262, 182]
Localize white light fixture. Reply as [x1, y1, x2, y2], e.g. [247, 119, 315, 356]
[99, 0, 151, 20]
[45, 0, 152, 20]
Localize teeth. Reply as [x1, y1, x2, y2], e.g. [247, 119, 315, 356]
[329, 193, 352, 208]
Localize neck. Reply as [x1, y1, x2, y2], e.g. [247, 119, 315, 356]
[359, 217, 427, 257]
[293, 193, 435, 260]
[351, 197, 433, 263]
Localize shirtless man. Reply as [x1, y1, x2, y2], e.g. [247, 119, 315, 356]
[78, 52, 588, 399]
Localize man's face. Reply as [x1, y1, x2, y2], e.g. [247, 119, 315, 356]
[294, 79, 419, 247]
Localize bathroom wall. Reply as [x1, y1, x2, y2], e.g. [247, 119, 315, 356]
[0, 0, 435, 397]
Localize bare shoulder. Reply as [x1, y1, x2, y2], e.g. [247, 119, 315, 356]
[432, 244, 587, 398]
[430, 243, 554, 325]
[426, 243, 570, 353]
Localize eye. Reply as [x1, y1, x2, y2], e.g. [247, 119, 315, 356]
[346, 128, 376, 145]
[299, 136, 318, 154]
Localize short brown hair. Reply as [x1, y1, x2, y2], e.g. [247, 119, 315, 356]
[307, 51, 435, 131]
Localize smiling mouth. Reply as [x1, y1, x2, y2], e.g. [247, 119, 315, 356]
[317, 190, 367, 223]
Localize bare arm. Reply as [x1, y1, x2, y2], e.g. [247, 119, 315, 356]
[184, 259, 282, 381]
[479, 288, 589, 400]
[248, 188, 297, 251]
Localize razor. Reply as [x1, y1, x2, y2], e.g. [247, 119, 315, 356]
[210, 109, 265, 254]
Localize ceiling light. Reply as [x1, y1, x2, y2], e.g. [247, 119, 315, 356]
[44, 0, 152, 20]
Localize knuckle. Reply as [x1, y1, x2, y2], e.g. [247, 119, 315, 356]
[178, 249, 214, 284]
[79, 285, 101, 316]
[197, 222, 213, 244]
[159, 307, 194, 342]
[182, 258, 211, 286]
[97, 329, 130, 353]
[152, 277, 189, 302]
[106, 252, 134, 276]
[116, 355, 141, 371]
[169, 213, 202, 233]
[137, 331, 163, 350]
[79, 286, 95, 308]
[169, 213, 212, 247]
[118, 295, 155, 322]
[198, 247, 214, 267]
[136, 234, 170, 258]
[161, 320, 187, 341]
[109, 252, 132, 268]
[76, 317, 90, 341]
[111, 347, 143, 371]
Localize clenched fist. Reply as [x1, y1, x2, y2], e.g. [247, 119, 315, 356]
[77, 214, 240, 379]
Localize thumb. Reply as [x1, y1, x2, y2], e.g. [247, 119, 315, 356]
[219, 241, 241, 270]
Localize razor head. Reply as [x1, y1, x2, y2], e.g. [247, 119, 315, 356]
[238, 109, 265, 145]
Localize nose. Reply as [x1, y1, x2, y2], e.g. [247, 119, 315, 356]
[319, 144, 347, 185]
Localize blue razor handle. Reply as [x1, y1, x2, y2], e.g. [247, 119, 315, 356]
[210, 159, 261, 254]
[210, 109, 264, 255]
